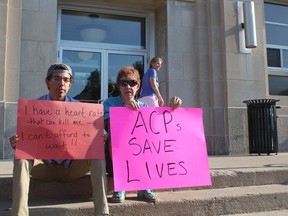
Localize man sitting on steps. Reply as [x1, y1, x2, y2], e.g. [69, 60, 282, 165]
[9, 63, 109, 216]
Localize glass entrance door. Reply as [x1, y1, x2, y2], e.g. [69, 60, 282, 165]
[61, 49, 145, 102]
[59, 9, 150, 102]
[62, 50, 102, 103]
[108, 53, 144, 97]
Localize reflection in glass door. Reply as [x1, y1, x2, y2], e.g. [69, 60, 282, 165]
[60, 50, 146, 101]
[108, 53, 144, 97]
[62, 50, 102, 102]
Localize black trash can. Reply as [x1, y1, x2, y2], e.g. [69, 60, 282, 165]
[243, 99, 279, 155]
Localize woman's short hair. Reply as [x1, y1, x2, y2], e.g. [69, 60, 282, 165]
[116, 66, 141, 86]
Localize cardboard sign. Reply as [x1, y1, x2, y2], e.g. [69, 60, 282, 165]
[110, 107, 211, 191]
[16, 99, 104, 159]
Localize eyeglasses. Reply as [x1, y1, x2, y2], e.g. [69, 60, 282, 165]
[51, 76, 71, 83]
[118, 80, 138, 87]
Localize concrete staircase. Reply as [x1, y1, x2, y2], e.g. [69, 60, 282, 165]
[1, 154, 288, 216]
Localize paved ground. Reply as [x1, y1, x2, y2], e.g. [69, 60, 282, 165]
[1, 152, 287, 177]
[207, 153, 288, 171]
[227, 209, 288, 216]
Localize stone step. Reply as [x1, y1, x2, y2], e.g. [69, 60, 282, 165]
[0, 184, 288, 216]
[1, 168, 288, 201]
[225, 209, 288, 216]
[1, 154, 288, 215]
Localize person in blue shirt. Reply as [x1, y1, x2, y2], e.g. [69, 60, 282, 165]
[139, 57, 164, 107]
[9, 63, 109, 216]
[104, 66, 182, 204]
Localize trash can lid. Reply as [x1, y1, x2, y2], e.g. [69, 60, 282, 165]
[243, 99, 280, 105]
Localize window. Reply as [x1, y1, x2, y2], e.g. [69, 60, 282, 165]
[267, 48, 280, 67]
[269, 75, 288, 95]
[108, 53, 144, 97]
[265, 2, 288, 95]
[59, 9, 149, 102]
[61, 10, 146, 48]
[62, 50, 102, 102]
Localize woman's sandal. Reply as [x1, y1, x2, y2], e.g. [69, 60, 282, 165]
[137, 189, 159, 203]
[111, 191, 126, 203]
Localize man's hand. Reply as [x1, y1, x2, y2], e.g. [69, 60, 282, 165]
[9, 135, 20, 150]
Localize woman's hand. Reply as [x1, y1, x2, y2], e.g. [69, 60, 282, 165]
[9, 135, 20, 150]
[124, 99, 140, 110]
[169, 96, 182, 110]
[158, 96, 164, 106]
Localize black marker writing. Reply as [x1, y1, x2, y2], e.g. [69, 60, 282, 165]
[163, 110, 173, 133]
[128, 137, 176, 156]
[126, 160, 140, 183]
[32, 105, 53, 116]
[149, 111, 160, 134]
[65, 106, 86, 118]
[131, 112, 148, 134]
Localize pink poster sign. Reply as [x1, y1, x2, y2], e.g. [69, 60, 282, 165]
[110, 107, 211, 191]
[16, 99, 104, 160]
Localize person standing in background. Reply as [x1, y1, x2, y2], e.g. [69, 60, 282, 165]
[139, 57, 164, 106]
